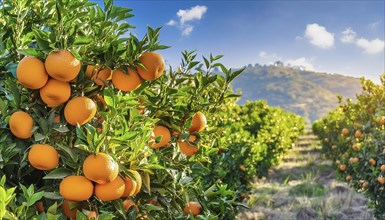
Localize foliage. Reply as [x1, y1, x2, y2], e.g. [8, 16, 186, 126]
[313, 74, 385, 218]
[205, 99, 305, 192]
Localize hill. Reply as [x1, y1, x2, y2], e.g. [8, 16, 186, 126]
[230, 64, 362, 123]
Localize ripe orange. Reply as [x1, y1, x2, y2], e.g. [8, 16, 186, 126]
[339, 164, 347, 172]
[345, 175, 351, 181]
[349, 157, 359, 165]
[59, 176, 94, 201]
[9, 111, 34, 139]
[83, 153, 119, 184]
[136, 52, 165, 80]
[341, 128, 349, 137]
[122, 170, 142, 197]
[28, 144, 59, 170]
[183, 201, 201, 216]
[94, 176, 125, 201]
[39, 78, 71, 107]
[87, 211, 98, 220]
[123, 199, 138, 212]
[150, 125, 171, 149]
[355, 130, 363, 139]
[352, 143, 361, 151]
[179, 135, 198, 156]
[112, 68, 142, 91]
[85, 65, 112, 86]
[61, 200, 81, 219]
[16, 56, 49, 89]
[64, 97, 97, 126]
[188, 112, 207, 132]
[131, 170, 142, 194]
[379, 116, 385, 126]
[369, 158, 376, 166]
[362, 182, 369, 189]
[381, 164, 385, 172]
[45, 50, 81, 82]
[378, 177, 385, 185]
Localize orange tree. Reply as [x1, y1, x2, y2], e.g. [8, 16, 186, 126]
[204, 99, 305, 192]
[0, 0, 246, 219]
[313, 74, 385, 218]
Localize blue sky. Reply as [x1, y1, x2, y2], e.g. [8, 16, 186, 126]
[98, 0, 384, 83]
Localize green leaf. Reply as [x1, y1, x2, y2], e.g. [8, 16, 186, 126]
[53, 126, 70, 133]
[18, 48, 43, 57]
[76, 211, 88, 220]
[43, 168, 73, 179]
[34, 133, 45, 142]
[73, 36, 92, 46]
[27, 191, 44, 206]
[47, 202, 58, 214]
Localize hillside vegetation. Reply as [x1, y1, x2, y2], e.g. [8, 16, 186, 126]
[231, 64, 362, 122]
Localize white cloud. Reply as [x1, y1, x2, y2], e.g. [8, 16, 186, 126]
[304, 23, 335, 49]
[166, 20, 177, 26]
[177, 5, 207, 24]
[166, 5, 207, 36]
[356, 38, 385, 54]
[285, 57, 314, 71]
[340, 27, 356, 44]
[181, 25, 194, 36]
[259, 51, 267, 58]
[369, 20, 381, 30]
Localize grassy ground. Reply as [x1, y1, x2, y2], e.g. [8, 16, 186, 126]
[237, 134, 374, 220]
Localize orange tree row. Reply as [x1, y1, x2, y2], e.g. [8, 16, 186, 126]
[0, 0, 246, 219]
[205, 100, 305, 193]
[312, 74, 385, 218]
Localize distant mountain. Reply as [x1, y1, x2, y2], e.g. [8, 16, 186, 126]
[230, 64, 362, 123]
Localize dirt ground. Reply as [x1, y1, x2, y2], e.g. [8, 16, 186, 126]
[236, 134, 375, 220]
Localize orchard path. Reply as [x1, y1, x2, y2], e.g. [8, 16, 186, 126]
[236, 133, 374, 220]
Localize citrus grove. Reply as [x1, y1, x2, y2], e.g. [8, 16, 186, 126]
[0, 0, 305, 219]
[313, 74, 385, 219]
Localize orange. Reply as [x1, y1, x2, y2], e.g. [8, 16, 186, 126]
[28, 144, 59, 170]
[183, 201, 201, 216]
[122, 176, 137, 197]
[339, 164, 347, 171]
[136, 52, 165, 80]
[345, 175, 351, 181]
[349, 157, 359, 165]
[378, 177, 385, 185]
[94, 176, 125, 201]
[59, 176, 94, 201]
[87, 211, 98, 220]
[83, 153, 119, 184]
[379, 116, 385, 126]
[150, 125, 171, 149]
[45, 50, 81, 82]
[355, 130, 363, 139]
[362, 182, 369, 189]
[9, 111, 34, 139]
[239, 165, 247, 172]
[123, 199, 137, 212]
[112, 68, 142, 91]
[61, 200, 81, 219]
[352, 143, 361, 151]
[178, 135, 198, 156]
[381, 164, 385, 172]
[188, 112, 207, 132]
[64, 97, 97, 126]
[122, 170, 142, 197]
[85, 65, 112, 86]
[39, 78, 71, 107]
[54, 115, 61, 123]
[131, 170, 142, 194]
[369, 158, 376, 166]
[341, 128, 349, 137]
[16, 56, 49, 89]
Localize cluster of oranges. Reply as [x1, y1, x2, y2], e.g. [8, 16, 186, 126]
[8, 48, 206, 217]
